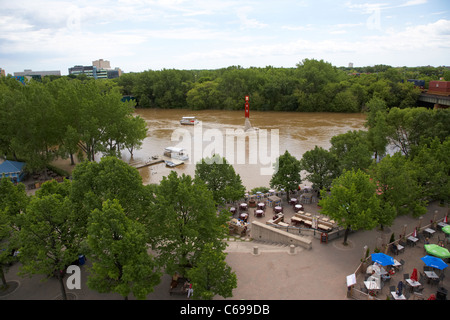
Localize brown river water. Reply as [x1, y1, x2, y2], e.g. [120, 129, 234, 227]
[121, 109, 367, 191]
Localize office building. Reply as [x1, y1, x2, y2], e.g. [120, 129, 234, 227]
[14, 69, 61, 77]
[93, 59, 111, 70]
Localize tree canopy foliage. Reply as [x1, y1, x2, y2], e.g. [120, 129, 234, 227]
[114, 59, 445, 112]
[0, 77, 147, 173]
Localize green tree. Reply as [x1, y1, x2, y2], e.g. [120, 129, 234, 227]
[319, 169, 380, 245]
[270, 150, 302, 201]
[87, 199, 161, 300]
[0, 177, 28, 289]
[364, 97, 390, 160]
[186, 243, 237, 300]
[18, 193, 80, 300]
[70, 157, 150, 237]
[186, 81, 222, 110]
[369, 153, 426, 222]
[0, 208, 16, 290]
[195, 154, 246, 206]
[123, 115, 148, 158]
[300, 146, 339, 193]
[151, 171, 228, 276]
[330, 130, 373, 174]
[411, 137, 450, 203]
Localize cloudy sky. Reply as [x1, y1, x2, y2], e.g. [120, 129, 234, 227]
[1, 0, 449, 75]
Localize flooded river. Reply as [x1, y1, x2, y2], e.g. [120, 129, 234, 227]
[121, 109, 367, 190]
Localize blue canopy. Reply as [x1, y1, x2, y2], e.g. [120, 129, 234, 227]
[421, 255, 448, 270]
[371, 253, 395, 266]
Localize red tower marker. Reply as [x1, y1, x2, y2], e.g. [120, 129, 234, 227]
[245, 96, 249, 118]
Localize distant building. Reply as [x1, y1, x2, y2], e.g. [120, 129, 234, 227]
[14, 69, 61, 77]
[348, 62, 354, 68]
[0, 68, 5, 77]
[68, 65, 97, 78]
[93, 59, 111, 69]
[68, 60, 122, 79]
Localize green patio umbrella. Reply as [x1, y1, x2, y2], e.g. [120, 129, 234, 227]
[442, 225, 450, 235]
[424, 244, 450, 259]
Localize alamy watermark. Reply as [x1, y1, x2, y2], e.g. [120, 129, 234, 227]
[66, 265, 81, 290]
[170, 121, 280, 175]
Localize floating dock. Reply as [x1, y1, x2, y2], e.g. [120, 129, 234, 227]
[129, 156, 184, 169]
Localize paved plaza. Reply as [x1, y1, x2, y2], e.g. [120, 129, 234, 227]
[1, 196, 448, 301]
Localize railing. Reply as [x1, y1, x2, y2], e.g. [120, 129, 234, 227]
[270, 223, 348, 241]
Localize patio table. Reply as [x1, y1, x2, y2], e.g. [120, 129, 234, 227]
[254, 209, 264, 217]
[407, 236, 418, 246]
[405, 279, 421, 292]
[424, 228, 435, 237]
[391, 292, 406, 300]
[424, 270, 439, 280]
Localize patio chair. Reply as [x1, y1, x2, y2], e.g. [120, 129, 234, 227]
[413, 291, 425, 300]
[390, 244, 398, 256]
[419, 272, 426, 286]
[403, 273, 409, 281]
[432, 273, 445, 286]
[404, 290, 411, 300]
[413, 286, 424, 294]
[398, 259, 405, 271]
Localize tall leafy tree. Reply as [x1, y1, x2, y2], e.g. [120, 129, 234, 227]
[364, 97, 390, 160]
[319, 169, 381, 245]
[186, 243, 237, 300]
[195, 154, 246, 206]
[300, 146, 339, 193]
[330, 130, 373, 174]
[0, 208, 16, 290]
[151, 171, 228, 276]
[87, 199, 161, 300]
[70, 156, 151, 237]
[270, 150, 302, 201]
[369, 153, 426, 222]
[0, 177, 28, 289]
[411, 137, 450, 204]
[18, 193, 80, 300]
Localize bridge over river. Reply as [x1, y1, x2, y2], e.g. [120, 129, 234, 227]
[418, 92, 450, 109]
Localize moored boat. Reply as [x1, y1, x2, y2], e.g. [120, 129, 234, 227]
[164, 147, 189, 161]
[180, 116, 199, 125]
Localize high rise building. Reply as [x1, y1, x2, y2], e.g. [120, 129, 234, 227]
[93, 59, 111, 70]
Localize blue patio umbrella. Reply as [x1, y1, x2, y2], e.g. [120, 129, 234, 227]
[371, 253, 395, 266]
[421, 255, 448, 270]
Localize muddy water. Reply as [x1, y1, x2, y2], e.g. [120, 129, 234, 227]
[122, 109, 367, 191]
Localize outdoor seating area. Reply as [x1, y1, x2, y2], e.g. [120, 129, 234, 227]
[226, 186, 340, 236]
[26, 168, 65, 190]
[351, 218, 450, 300]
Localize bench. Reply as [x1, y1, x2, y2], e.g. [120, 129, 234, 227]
[266, 214, 284, 225]
[317, 218, 335, 231]
[292, 213, 313, 227]
[317, 223, 333, 232]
